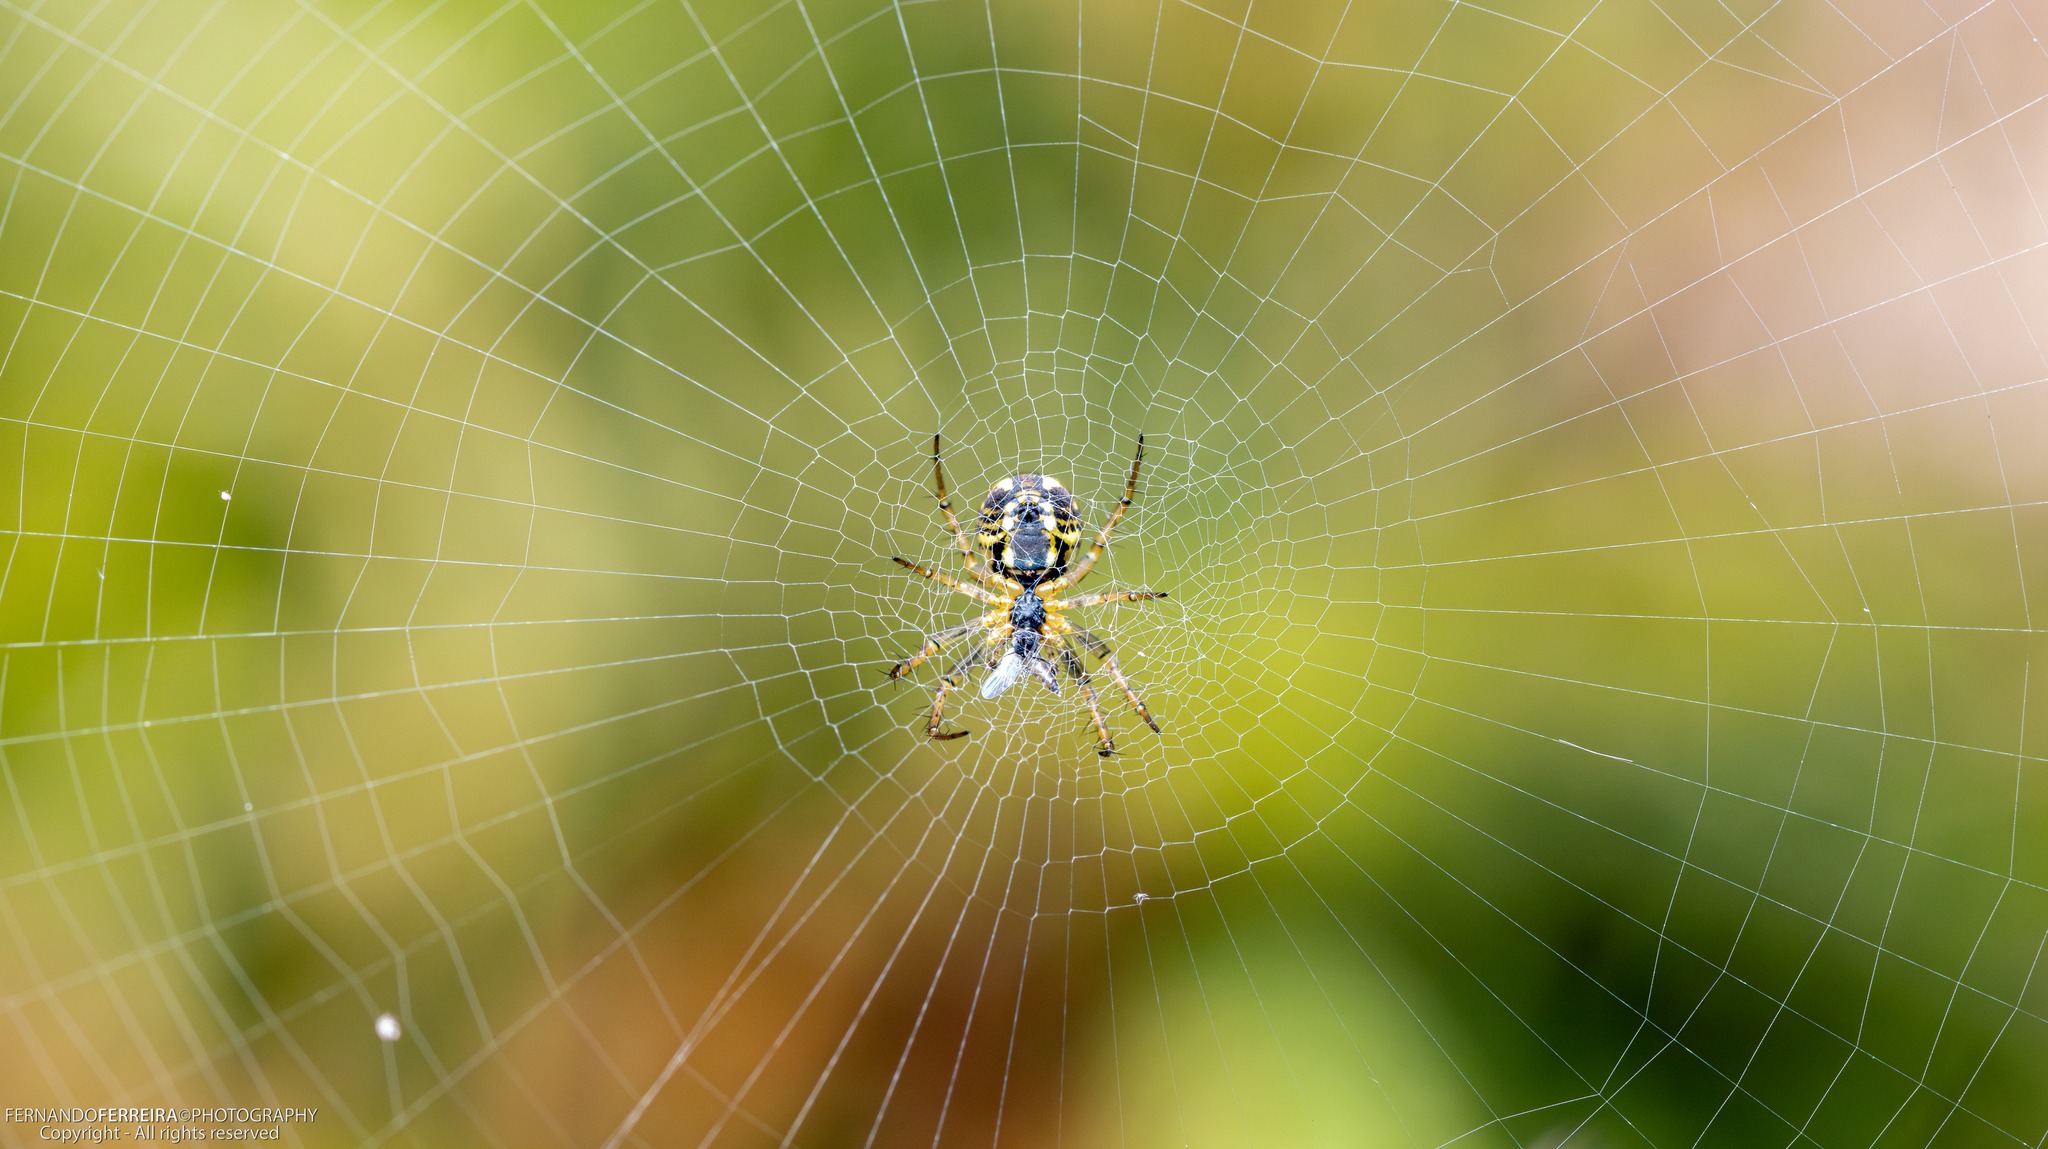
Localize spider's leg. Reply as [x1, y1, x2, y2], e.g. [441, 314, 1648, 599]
[1058, 589, 1167, 610]
[1054, 634, 1116, 757]
[891, 556, 1007, 605]
[1065, 624, 1161, 734]
[931, 434, 1004, 588]
[1042, 434, 1145, 594]
[928, 631, 998, 742]
[887, 617, 992, 680]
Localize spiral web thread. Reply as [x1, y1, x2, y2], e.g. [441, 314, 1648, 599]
[1, 0, 2046, 1146]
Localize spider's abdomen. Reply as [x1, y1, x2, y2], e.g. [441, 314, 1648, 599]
[977, 474, 1080, 584]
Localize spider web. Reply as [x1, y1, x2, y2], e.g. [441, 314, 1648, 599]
[1, 0, 2045, 1145]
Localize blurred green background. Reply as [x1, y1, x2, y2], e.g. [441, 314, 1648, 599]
[1, 0, 2044, 1145]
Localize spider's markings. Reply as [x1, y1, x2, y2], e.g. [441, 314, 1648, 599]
[889, 438, 1164, 756]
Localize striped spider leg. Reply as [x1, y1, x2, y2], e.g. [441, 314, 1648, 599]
[1046, 612, 1161, 756]
[1037, 435, 1146, 597]
[930, 434, 1018, 593]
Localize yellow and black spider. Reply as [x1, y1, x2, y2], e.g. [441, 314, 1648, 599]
[887, 434, 1165, 757]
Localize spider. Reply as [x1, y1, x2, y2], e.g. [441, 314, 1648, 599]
[887, 434, 1166, 757]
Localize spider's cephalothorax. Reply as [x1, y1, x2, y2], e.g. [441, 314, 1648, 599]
[981, 589, 1060, 698]
[977, 474, 1081, 585]
[887, 435, 1165, 757]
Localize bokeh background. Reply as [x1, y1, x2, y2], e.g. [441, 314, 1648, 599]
[1, 0, 2045, 1145]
